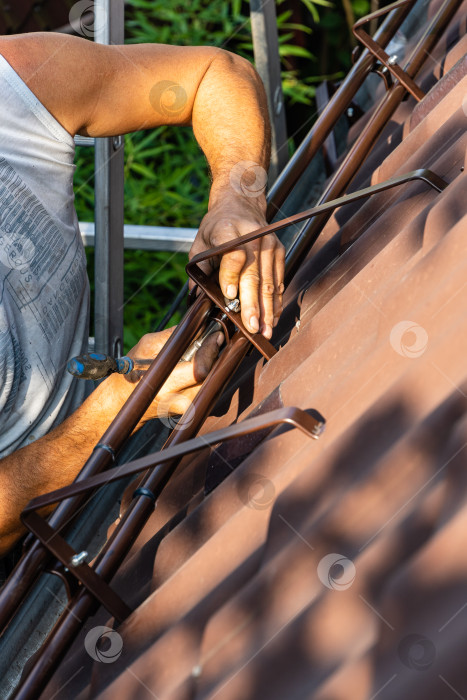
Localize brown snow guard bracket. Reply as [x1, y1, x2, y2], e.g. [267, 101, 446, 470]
[187, 168, 447, 359]
[352, 0, 425, 101]
[21, 406, 324, 623]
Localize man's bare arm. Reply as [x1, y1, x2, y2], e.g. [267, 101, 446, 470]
[0, 33, 284, 337]
[0, 329, 221, 556]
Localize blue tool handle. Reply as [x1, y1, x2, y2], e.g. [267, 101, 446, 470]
[67, 353, 134, 380]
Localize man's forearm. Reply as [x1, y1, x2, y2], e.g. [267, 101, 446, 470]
[191, 50, 271, 208]
[0, 374, 129, 555]
[0, 329, 221, 556]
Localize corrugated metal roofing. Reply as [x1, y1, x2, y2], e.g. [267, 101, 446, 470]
[7, 1, 467, 698]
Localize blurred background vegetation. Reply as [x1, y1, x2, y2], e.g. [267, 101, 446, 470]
[74, 0, 371, 350]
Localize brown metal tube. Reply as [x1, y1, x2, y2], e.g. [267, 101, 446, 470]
[285, 0, 464, 284]
[0, 292, 212, 632]
[266, 0, 414, 220]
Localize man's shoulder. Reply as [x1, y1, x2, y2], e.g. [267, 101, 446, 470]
[0, 33, 100, 138]
[0, 33, 77, 83]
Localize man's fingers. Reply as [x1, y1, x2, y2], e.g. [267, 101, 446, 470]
[160, 331, 222, 396]
[188, 234, 214, 289]
[273, 242, 285, 327]
[192, 330, 223, 382]
[238, 246, 261, 334]
[128, 326, 176, 360]
[258, 236, 276, 339]
[189, 209, 286, 334]
[219, 247, 247, 300]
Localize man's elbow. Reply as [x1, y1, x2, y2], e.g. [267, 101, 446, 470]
[212, 48, 264, 88]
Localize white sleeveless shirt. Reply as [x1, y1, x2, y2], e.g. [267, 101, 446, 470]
[0, 53, 89, 456]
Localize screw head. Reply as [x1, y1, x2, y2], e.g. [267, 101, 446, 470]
[225, 299, 241, 313]
[388, 54, 398, 66]
[70, 550, 88, 568]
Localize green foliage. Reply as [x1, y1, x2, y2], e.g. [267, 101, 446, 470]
[73, 0, 369, 352]
[118, 248, 188, 349]
[124, 127, 210, 228]
[125, 0, 247, 47]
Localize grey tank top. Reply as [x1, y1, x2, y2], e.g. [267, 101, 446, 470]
[0, 53, 89, 457]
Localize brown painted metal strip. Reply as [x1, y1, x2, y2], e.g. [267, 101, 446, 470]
[22, 407, 324, 514]
[22, 512, 132, 624]
[186, 271, 278, 361]
[353, 2, 425, 102]
[187, 168, 447, 276]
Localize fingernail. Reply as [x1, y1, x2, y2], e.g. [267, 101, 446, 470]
[263, 324, 273, 339]
[249, 315, 259, 332]
[226, 284, 237, 299]
[217, 332, 224, 346]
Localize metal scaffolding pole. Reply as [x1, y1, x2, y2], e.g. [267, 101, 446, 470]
[94, 0, 125, 357]
[250, 0, 288, 183]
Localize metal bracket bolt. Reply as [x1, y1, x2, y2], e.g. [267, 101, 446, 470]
[69, 551, 88, 568]
[225, 299, 241, 313]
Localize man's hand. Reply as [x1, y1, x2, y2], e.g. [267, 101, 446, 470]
[190, 193, 285, 340]
[113, 326, 223, 422]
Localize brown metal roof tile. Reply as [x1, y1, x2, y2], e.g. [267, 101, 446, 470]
[32, 8, 467, 700]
